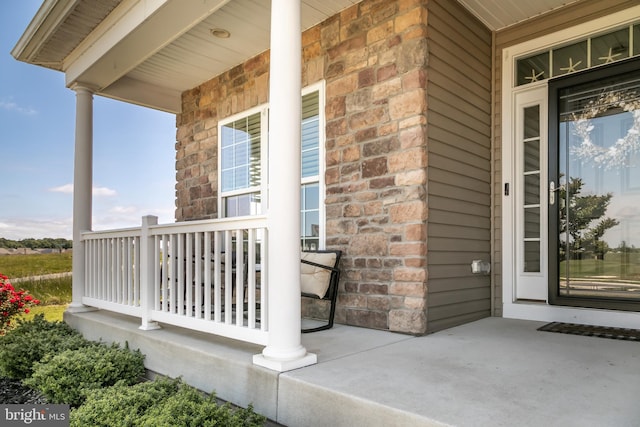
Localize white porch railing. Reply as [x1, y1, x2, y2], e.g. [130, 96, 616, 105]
[82, 216, 268, 345]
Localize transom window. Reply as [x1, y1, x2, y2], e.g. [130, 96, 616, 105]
[516, 23, 640, 86]
[218, 84, 325, 248]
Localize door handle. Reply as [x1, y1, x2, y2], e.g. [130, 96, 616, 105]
[549, 181, 564, 205]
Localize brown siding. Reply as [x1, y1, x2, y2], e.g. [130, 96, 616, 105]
[492, 0, 638, 317]
[426, 0, 492, 332]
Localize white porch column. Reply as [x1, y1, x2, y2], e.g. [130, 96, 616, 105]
[67, 85, 94, 312]
[253, 0, 317, 371]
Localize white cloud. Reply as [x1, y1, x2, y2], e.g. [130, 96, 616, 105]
[93, 186, 117, 197]
[0, 217, 73, 240]
[49, 184, 74, 194]
[48, 184, 117, 197]
[0, 99, 37, 115]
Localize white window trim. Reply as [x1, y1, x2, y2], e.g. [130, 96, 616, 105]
[217, 81, 327, 247]
[501, 5, 640, 329]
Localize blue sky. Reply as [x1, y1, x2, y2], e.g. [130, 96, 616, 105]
[1, 1, 176, 240]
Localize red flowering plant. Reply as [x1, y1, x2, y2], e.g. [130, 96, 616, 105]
[0, 273, 40, 335]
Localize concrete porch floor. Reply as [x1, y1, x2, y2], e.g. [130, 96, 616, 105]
[64, 311, 640, 426]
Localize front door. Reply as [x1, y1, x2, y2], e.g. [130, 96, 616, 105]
[548, 58, 640, 310]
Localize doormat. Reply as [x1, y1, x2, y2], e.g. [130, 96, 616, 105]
[538, 322, 640, 341]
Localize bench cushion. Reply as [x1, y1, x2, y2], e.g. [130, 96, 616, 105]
[301, 251, 337, 298]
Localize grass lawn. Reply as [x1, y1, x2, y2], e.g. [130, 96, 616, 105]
[0, 252, 72, 278]
[1, 253, 72, 323]
[19, 304, 68, 323]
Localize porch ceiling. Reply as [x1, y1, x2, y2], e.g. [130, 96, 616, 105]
[13, 0, 580, 114]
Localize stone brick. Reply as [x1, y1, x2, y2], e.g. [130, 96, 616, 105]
[389, 200, 427, 223]
[389, 89, 426, 120]
[320, 18, 340, 50]
[362, 157, 388, 178]
[399, 126, 426, 148]
[390, 242, 426, 256]
[370, 176, 395, 189]
[396, 169, 426, 186]
[359, 283, 389, 295]
[346, 89, 372, 112]
[388, 147, 427, 172]
[377, 63, 398, 82]
[395, 7, 426, 33]
[344, 204, 361, 217]
[355, 127, 377, 143]
[349, 107, 388, 130]
[367, 296, 391, 311]
[303, 41, 322, 61]
[364, 200, 383, 215]
[302, 25, 321, 47]
[346, 309, 388, 329]
[326, 118, 347, 138]
[405, 223, 426, 241]
[343, 15, 373, 39]
[342, 145, 360, 162]
[326, 96, 346, 120]
[389, 309, 426, 334]
[390, 281, 426, 297]
[326, 61, 345, 79]
[348, 234, 388, 256]
[361, 269, 392, 282]
[327, 35, 367, 61]
[326, 218, 357, 235]
[367, 21, 394, 44]
[339, 294, 368, 308]
[326, 73, 358, 98]
[358, 68, 375, 88]
[372, 77, 402, 100]
[394, 266, 426, 282]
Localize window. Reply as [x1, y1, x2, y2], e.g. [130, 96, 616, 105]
[220, 110, 264, 217]
[516, 23, 640, 86]
[218, 84, 325, 248]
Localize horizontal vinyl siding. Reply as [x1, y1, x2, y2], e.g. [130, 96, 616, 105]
[426, 0, 492, 332]
[493, 0, 638, 316]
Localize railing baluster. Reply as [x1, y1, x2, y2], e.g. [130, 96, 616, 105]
[235, 229, 244, 327]
[247, 228, 256, 329]
[213, 231, 221, 322]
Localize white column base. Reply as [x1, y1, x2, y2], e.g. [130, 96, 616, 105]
[139, 321, 162, 331]
[65, 304, 98, 314]
[253, 352, 317, 372]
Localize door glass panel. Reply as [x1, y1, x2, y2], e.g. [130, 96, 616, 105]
[557, 70, 640, 300]
[522, 105, 541, 273]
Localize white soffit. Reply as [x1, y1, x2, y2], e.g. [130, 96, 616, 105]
[457, 0, 581, 31]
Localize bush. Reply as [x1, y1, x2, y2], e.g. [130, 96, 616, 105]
[0, 314, 89, 379]
[71, 377, 266, 427]
[0, 273, 40, 334]
[25, 342, 146, 407]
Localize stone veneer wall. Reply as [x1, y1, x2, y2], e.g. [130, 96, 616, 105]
[176, 0, 429, 334]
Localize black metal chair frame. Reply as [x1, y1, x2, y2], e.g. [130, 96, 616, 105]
[301, 249, 342, 333]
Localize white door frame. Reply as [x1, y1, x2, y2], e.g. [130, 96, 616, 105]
[500, 5, 640, 329]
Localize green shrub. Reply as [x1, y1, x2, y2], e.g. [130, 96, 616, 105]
[71, 377, 266, 427]
[0, 314, 89, 379]
[25, 342, 145, 407]
[71, 378, 180, 427]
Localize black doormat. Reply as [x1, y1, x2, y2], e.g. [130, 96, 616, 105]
[538, 322, 640, 341]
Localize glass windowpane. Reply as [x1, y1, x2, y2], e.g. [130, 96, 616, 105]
[591, 28, 629, 66]
[552, 41, 588, 77]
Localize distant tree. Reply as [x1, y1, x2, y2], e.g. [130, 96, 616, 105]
[0, 238, 72, 250]
[559, 177, 619, 261]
